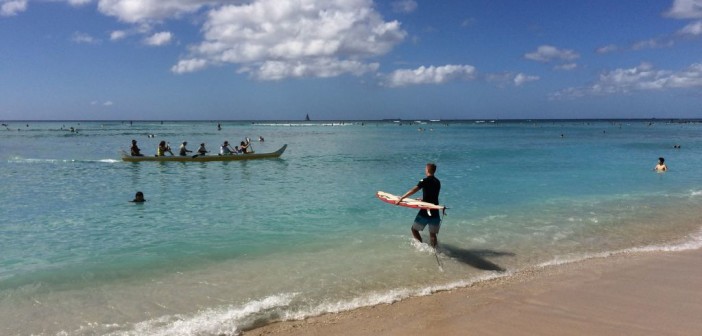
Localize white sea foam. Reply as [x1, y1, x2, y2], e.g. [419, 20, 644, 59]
[281, 271, 510, 322]
[690, 190, 702, 197]
[101, 271, 513, 336]
[108, 293, 297, 336]
[253, 123, 353, 127]
[410, 239, 437, 253]
[7, 157, 119, 164]
[538, 228, 702, 268]
[7, 157, 62, 163]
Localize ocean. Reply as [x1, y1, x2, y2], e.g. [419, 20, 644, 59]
[1, 120, 701, 335]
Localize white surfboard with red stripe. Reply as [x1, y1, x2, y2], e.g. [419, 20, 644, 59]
[376, 191, 445, 210]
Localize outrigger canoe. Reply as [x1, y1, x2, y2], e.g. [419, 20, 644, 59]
[121, 144, 287, 162]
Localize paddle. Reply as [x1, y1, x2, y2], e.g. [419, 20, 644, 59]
[246, 137, 253, 153]
[192, 151, 208, 158]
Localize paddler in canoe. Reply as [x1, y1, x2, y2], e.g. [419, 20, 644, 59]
[197, 143, 209, 156]
[130, 140, 144, 156]
[220, 141, 237, 155]
[157, 141, 174, 156]
[179, 142, 193, 156]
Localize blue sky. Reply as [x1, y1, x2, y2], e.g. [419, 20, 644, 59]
[1, 0, 702, 120]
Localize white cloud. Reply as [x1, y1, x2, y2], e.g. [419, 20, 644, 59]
[91, 100, 114, 106]
[486, 72, 538, 87]
[1, 0, 27, 16]
[251, 58, 379, 80]
[174, 0, 406, 79]
[391, 0, 417, 14]
[554, 63, 577, 71]
[171, 58, 208, 74]
[71, 31, 101, 44]
[678, 20, 702, 35]
[7, 0, 198, 21]
[631, 38, 674, 50]
[68, 0, 92, 6]
[596, 62, 662, 91]
[600, 10, 702, 53]
[598, 36, 678, 54]
[143, 31, 172, 46]
[109, 23, 154, 41]
[6, 0, 405, 81]
[524, 45, 579, 63]
[110, 30, 127, 40]
[484, 72, 512, 87]
[550, 62, 702, 99]
[665, 0, 702, 19]
[596, 44, 619, 54]
[96, 0, 211, 23]
[383, 64, 476, 87]
[461, 17, 476, 28]
[513, 73, 540, 86]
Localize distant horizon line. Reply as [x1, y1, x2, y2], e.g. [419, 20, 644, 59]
[2, 118, 701, 123]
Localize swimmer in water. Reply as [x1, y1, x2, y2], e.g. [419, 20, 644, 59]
[131, 191, 146, 203]
[654, 157, 667, 172]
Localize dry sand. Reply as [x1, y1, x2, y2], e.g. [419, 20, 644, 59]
[244, 248, 702, 336]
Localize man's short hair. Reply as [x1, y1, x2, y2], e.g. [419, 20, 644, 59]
[426, 163, 437, 174]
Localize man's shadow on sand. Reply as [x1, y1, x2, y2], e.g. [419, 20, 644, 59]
[439, 244, 515, 272]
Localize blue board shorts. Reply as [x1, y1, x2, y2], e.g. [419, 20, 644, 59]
[412, 214, 441, 234]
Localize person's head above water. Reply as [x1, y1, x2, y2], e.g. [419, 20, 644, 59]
[132, 191, 145, 203]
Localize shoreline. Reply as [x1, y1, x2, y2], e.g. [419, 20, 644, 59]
[243, 247, 702, 336]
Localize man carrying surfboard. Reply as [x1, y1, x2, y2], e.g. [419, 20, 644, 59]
[396, 163, 441, 247]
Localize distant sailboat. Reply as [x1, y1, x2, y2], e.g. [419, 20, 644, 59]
[305, 114, 310, 121]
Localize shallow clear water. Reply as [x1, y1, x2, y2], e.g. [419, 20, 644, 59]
[1, 120, 701, 335]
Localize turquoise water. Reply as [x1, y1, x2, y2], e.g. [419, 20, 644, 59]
[2, 120, 702, 335]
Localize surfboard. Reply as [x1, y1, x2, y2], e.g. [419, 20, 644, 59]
[376, 191, 445, 210]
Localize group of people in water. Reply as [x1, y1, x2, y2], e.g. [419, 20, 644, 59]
[130, 138, 256, 157]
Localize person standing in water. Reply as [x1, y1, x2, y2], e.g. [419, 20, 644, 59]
[396, 163, 442, 247]
[654, 157, 668, 172]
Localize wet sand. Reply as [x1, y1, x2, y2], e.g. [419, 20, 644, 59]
[244, 248, 702, 336]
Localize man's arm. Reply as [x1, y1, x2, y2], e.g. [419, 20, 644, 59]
[396, 186, 420, 204]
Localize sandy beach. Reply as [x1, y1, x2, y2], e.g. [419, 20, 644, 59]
[244, 248, 702, 336]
